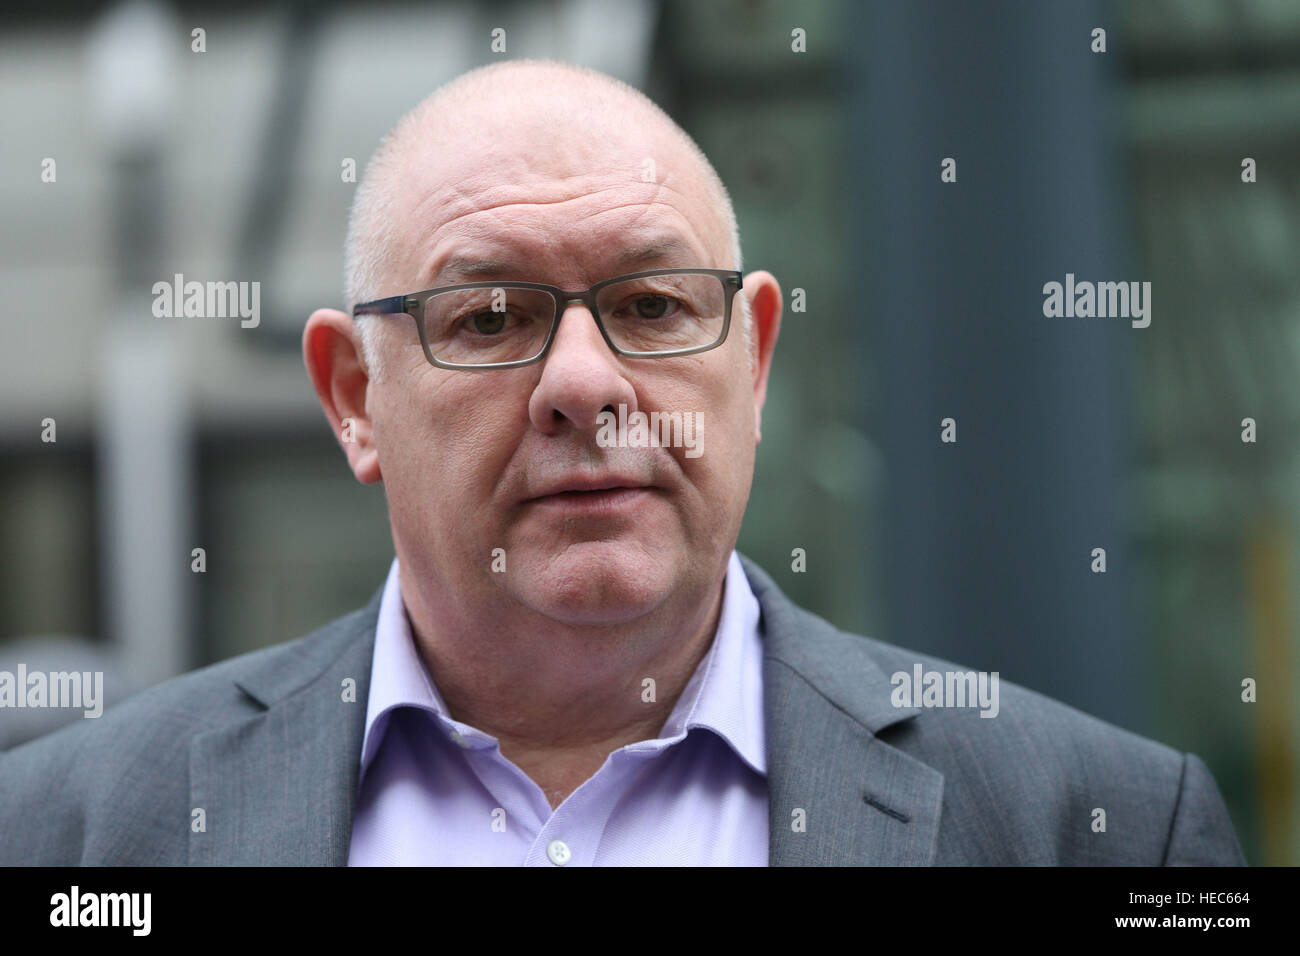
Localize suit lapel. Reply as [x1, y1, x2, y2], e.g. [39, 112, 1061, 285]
[741, 556, 944, 865]
[189, 592, 381, 865]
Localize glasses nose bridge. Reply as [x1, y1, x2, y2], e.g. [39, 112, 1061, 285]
[552, 288, 606, 333]
[542, 287, 622, 365]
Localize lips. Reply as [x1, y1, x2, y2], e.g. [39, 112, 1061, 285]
[526, 476, 652, 501]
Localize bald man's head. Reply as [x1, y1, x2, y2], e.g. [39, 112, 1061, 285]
[304, 58, 783, 641]
[343, 59, 746, 378]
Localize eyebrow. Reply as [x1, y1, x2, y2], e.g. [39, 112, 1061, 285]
[612, 237, 696, 269]
[433, 236, 698, 285]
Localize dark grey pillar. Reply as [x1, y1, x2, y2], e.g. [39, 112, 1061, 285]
[849, 0, 1144, 730]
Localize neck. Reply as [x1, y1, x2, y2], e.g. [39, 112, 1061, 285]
[399, 562, 728, 806]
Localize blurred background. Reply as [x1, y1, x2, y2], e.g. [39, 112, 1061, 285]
[1, 0, 1296, 865]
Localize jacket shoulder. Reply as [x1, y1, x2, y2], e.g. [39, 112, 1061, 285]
[0, 597, 379, 865]
[854, 632, 1244, 865]
[738, 553, 1244, 865]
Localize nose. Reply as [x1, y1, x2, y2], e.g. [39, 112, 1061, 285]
[527, 301, 639, 436]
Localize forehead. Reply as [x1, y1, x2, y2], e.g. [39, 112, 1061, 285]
[385, 95, 728, 286]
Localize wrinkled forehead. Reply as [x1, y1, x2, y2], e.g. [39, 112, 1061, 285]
[383, 89, 731, 284]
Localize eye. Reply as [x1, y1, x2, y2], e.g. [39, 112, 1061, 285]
[630, 294, 677, 319]
[468, 311, 507, 335]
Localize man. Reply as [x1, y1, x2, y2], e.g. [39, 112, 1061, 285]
[0, 59, 1244, 866]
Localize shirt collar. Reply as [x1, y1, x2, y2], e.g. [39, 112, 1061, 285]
[358, 550, 766, 778]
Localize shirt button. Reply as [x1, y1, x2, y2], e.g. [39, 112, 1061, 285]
[547, 840, 572, 866]
[449, 729, 472, 748]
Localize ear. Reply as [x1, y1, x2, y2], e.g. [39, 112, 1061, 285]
[741, 271, 782, 444]
[303, 308, 382, 484]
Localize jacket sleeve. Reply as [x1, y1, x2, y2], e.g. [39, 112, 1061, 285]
[1162, 752, 1247, 866]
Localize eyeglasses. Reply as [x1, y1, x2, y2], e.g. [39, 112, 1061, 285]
[352, 268, 743, 369]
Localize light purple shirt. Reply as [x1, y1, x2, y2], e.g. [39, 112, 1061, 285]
[347, 550, 769, 866]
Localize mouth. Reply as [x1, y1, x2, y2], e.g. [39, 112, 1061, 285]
[527, 476, 653, 499]
[524, 481, 656, 513]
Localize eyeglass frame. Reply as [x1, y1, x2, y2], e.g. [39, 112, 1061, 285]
[351, 267, 744, 370]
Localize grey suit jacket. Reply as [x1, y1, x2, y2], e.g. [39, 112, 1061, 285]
[0, 554, 1245, 865]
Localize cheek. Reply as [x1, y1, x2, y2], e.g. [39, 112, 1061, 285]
[665, 375, 754, 489]
[697, 359, 754, 440]
[373, 378, 521, 513]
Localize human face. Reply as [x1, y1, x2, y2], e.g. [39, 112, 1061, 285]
[368, 106, 762, 628]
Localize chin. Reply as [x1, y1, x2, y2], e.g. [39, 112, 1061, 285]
[518, 542, 674, 626]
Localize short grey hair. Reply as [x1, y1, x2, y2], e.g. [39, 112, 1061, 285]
[344, 59, 749, 380]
